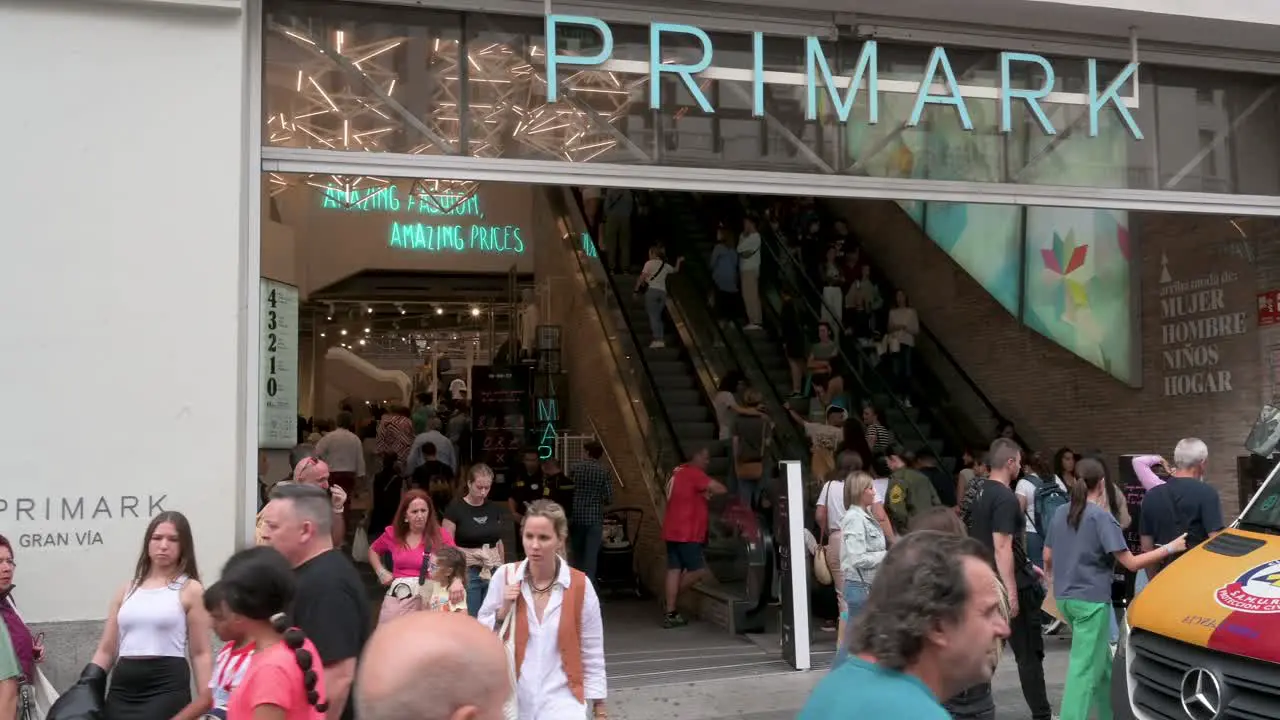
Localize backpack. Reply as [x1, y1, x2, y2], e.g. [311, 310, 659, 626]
[1032, 477, 1069, 535]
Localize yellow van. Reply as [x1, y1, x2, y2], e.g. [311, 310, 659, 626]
[1114, 473, 1280, 720]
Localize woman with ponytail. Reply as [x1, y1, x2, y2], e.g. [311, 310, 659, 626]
[214, 546, 329, 720]
[1044, 458, 1187, 720]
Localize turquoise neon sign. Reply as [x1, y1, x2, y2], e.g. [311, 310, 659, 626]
[545, 15, 1143, 140]
[320, 186, 525, 255]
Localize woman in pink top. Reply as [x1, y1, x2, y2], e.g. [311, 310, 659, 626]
[367, 489, 463, 623]
[215, 546, 328, 720]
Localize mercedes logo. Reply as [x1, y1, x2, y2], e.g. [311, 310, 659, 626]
[1180, 667, 1223, 720]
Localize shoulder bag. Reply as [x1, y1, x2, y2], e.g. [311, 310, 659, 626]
[812, 483, 833, 586]
[496, 565, 521, 720]
[734, 419, 769, 481]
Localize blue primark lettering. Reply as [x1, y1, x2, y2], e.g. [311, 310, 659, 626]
[1088, 59, 1144, 139]
[540, 15, 1143, 140]
[805, 39, 877, 123]
[546, 15, 614, 104]
[999, 52, 1056, 135]
[908, 47, 972, 130]
[649, 23, 715, 113]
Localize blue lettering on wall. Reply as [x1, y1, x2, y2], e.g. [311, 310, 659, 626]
[542, 15, 1142, 140]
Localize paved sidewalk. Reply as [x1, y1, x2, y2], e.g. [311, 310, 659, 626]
[604, 596, 1074, 720]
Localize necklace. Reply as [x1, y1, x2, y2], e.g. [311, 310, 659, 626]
[527, 559, 559, 595]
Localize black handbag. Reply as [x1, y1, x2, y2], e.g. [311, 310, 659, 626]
[47, 664, 107, 720]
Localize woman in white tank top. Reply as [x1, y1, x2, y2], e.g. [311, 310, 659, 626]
[89, 511, 213, 720]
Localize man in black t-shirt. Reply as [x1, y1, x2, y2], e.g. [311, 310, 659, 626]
[410, 441, 456, 521]
[508, 448, 544, 560]
[965, 438, 1051, 720]
[261, 484, 371, 720]
[1140, 437, 1224, 576]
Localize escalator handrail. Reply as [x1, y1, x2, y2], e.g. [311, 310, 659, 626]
[810, 203, 1036, 453]
[749, 213, 938, 458]
[654, 194, 809, 467]
[556, 188, 676, 510]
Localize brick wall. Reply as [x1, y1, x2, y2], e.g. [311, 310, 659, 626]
[834, 198, 1264, 516]
[531, 191, 668, 593]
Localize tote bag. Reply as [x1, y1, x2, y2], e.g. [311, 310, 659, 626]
[497, 574, 520, 720]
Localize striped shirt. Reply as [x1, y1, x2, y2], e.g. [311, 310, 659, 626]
[867, 423, 896, 452]
[210, 641, 255, 711]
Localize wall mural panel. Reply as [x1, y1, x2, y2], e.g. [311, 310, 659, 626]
[1023, 207, 1136, 384]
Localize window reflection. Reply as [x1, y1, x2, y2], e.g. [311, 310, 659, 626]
[261, 1, 1280, 196]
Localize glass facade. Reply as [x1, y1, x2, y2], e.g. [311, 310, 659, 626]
[264, 0, 1280, 196]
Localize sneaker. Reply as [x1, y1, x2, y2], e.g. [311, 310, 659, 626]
[649, 340, 665, 348]
[663, 612, 688, 629]
[1043, 618, 1062, 635]
[902, 398, 913, 408]
[744, 324, 762, 331]
[820, 619, 837, 632]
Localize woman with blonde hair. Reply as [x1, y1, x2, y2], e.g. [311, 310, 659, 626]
[831, 471, 886, 667]
[443, 464, 506, 616]
[480, 500, 608, 719]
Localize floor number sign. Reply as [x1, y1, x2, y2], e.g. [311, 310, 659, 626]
[259, 279, 299, 449]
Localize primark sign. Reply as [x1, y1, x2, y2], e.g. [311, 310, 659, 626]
[546, 15, 1143, 140]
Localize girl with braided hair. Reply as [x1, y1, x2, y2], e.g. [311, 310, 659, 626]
[212, 546, 329, 720]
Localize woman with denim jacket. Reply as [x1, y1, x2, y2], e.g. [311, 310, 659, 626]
[831, 471, 887, 668]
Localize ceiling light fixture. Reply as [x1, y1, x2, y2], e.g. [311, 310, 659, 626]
[471, 307, 481, 317]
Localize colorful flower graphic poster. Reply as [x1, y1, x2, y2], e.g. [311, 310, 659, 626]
[1023, 207, 1136, 384]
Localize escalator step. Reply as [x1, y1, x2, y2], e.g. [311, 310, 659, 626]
[659, 389, 700, 406]
[666, 405, 710, 423]
[672, 422, 716, 440]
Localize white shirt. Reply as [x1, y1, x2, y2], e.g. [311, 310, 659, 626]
[480, 560, 607, 718]
[817, 480, 847, 532]
[641, 259, 672, 292]
[1015, 475, 1066, 534]
[713, 391, 737, 440]
[737, 231, 762, 272]
[888, 307, 919, 347]
[406, 430, 457, 473]
[315, 428, 366, 476]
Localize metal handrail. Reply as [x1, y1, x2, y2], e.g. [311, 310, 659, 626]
[655, 194, 810, 466]
[586, 415, 624, 489]
[553, 187, 673, 515]
[749, 210, 939, 458]
[811, 200, 1042, 453]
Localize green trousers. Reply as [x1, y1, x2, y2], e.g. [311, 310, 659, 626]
[1059, 598, 1113, 720]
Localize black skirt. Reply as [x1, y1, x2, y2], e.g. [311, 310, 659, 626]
[105, 657, 190, 720]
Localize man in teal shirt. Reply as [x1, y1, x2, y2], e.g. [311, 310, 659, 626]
[800, 531, 1010, 719]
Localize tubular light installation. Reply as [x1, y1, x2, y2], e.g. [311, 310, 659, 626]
[265, 23, 644, 209]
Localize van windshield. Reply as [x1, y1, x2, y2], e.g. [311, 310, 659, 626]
[1238, 471, 1280, 535]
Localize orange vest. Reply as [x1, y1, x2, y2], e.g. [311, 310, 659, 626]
[514, 567, 588, 703]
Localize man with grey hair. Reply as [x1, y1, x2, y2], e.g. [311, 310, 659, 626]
[262, 484, 370, 720]
[1140, 437, 1223, 577]
[800, 531, 1010, 718]
[356, 612, 508, 720]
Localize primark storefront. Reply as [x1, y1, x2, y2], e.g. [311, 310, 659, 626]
[4, 0, 1280, 683]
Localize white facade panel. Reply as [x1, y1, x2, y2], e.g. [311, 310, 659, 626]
[0, 0, 247, 622]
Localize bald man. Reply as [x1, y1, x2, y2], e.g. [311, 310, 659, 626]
[356, 612, 510, 720]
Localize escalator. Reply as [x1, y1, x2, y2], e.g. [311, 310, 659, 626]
[664, 193, 953, 472]
[616, 276, 727, 477]
[805, 199, 1032, 454]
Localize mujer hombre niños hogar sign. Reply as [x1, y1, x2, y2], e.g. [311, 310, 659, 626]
[545, 15, 1144, 140]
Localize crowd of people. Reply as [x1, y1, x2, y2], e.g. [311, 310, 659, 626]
[799, 434, 1224, 720]
[5, 487, 607, 719]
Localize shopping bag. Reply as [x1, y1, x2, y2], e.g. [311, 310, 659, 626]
[498, 594, 520, 720]
[351, 526, 370, 564]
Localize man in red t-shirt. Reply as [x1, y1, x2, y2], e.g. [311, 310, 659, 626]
[661, 446, 727, 628]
